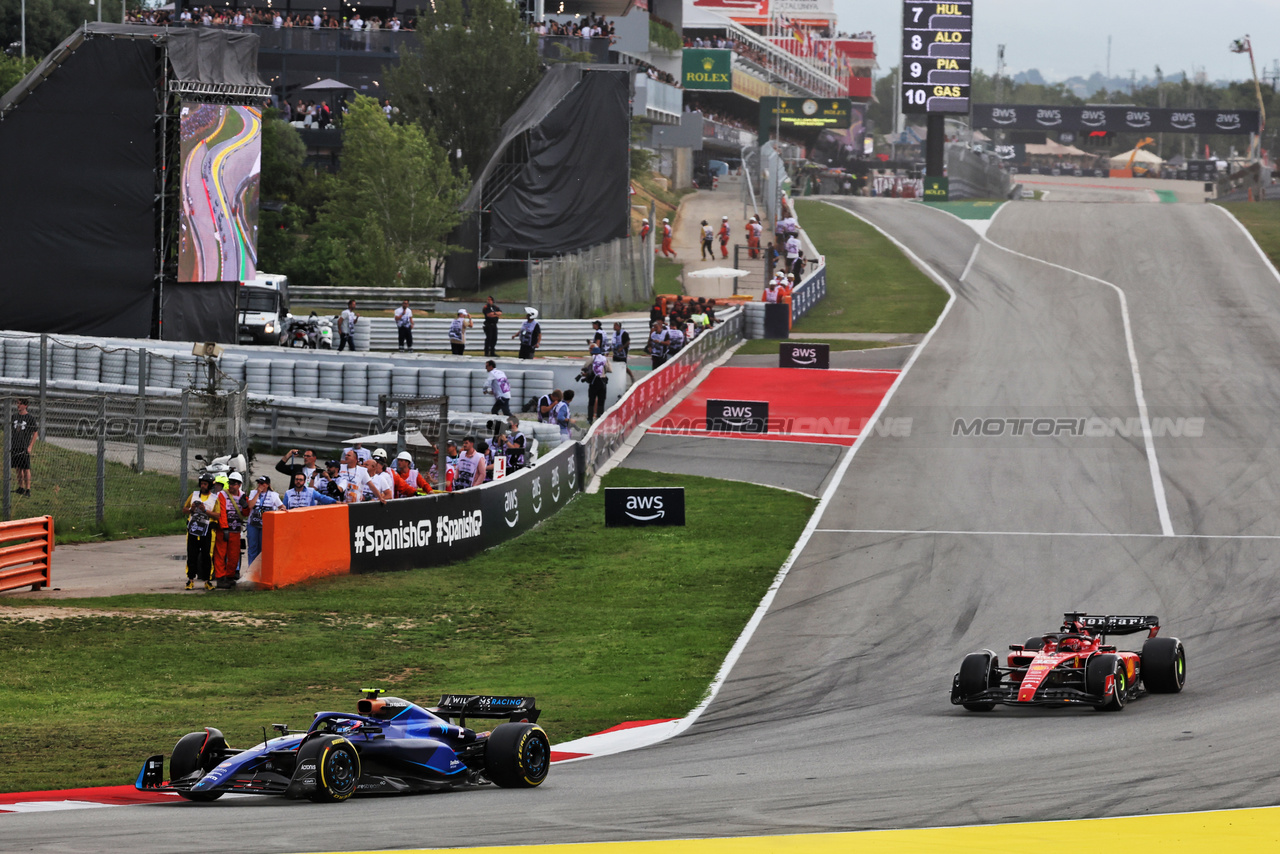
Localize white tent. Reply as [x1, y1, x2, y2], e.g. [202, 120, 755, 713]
[1109, 148, 1164, 167]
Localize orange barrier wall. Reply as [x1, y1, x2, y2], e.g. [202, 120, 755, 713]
[0, 515, 54, 593]
[258, 504, 350, 589]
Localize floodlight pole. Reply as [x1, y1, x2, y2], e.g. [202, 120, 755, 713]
[20, 0, 25, 58]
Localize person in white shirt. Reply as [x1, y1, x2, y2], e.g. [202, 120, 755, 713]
[273, 14, 284, 29]
[394, 299, 414, 351]
[483, 360, 512, 417]
[337, 449, 372, 502]
[452, 437, 487, 490]
[449, 309, 472, 356]
[313, 13, 322, 29]
[338, 299, 359, 351]
[363, 450, 395, 504]
[245, 475, 286, 567]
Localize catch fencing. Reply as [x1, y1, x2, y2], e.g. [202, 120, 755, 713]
[528, 234, 652, 319]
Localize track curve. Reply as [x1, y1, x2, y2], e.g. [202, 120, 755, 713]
[9, 199, 1280, 852]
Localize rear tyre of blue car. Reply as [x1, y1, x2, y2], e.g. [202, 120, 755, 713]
[294, 735, 361, 803]
[484, 723, 551, 788]
[1087, 654, 1127, 711]
[1141, 636, 1186, 693]
[958, 651, 998, 711]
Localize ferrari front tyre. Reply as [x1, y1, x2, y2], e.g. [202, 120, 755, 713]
[958, 651, 998, 712]
[484, 723, 551, 788]
[294, 735, 361, 803]
[170, 729, 225, 801]
[1087, 654, 1127, 711]
[1141, 636, 1186, 693]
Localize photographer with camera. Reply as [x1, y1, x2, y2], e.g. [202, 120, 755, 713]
[576, 345, 611, 425]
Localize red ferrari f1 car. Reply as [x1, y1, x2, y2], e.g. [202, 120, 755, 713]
[951, 612, 1185, 712]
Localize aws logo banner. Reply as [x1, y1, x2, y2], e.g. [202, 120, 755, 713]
[604, 487, 686, 527]
[779, 342, 830, 369]
[707, 399, 769, 433]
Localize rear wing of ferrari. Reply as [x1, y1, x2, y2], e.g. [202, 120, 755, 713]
[1079, 614, 1160, 637]
[434, 694, 540, 725]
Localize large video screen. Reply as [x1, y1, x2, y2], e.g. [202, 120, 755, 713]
[178, 102, 262, 282]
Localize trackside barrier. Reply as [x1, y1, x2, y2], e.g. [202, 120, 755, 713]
[0, 515, 54, 593]
[253, 443, 583, 588]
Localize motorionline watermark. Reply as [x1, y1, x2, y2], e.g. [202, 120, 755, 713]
[74, 416, 232, 439]
[661, 417, 913, 436]
[952, 416, 1205, 438]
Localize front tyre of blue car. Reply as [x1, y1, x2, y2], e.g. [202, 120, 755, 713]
[171, 730, 226, 801]
[485, 723, 551, 788]
[294, 735, 361, 803]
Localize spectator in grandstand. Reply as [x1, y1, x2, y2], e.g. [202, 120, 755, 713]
[9, 398, 37, 497]
[393, 451, 432, 496]
[245, 476, 285, 566]
[453, 437, 487, 490]
[182, 473, 226, 591]
[483, 360, 513, 417]
[284, 471, 338, 509]
[551, 391, 576, 440]
[504, 416, 527, 471]
[276, 448, 318, 482]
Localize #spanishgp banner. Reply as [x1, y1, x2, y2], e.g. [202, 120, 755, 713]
[348, 489, 486, 573]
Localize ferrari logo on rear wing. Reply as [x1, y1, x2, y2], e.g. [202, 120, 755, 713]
[1079, 614, 1160, 637]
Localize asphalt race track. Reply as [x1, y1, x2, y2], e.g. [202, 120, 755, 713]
[10, 196, 1280, 851]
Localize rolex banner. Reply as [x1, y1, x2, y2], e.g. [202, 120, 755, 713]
[683, 49, 733, 91]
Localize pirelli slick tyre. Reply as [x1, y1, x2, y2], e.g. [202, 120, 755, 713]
[1141, 636, 1186, 693]
[1087, 654, 1127, 712]
[171, 729, 226, 801]
[484, 723, 551, 788]
[293, 735, 361, 803]
[958, 651, 998, 712]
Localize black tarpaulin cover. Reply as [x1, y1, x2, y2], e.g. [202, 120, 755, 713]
[0, 34, 156, 337]
[161, 283, 239, 343]
[165, 26, 266, 87]
[483, 67, 630, 255]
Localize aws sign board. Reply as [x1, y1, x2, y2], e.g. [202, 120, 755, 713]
[707, 399, 769, 433]
[605, 487, 686, 527]
[779, 342, 830, 369]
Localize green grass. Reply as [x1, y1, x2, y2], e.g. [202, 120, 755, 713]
[0, 468, 814, 793]
[4, 441, 186, 544]
[1217, 201, 1280, 270]
[733, 339, 900, 356]
[793, 200, 949, 334]
[653, 257, 684, 298]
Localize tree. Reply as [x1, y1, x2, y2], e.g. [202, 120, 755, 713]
[0, 52, 35, 95]
[385, 0, 540, 178]
[312, 95, 468, 288]
[0, 0, 133, 59]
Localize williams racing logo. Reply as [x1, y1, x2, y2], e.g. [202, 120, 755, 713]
[353, 510, 483, 556]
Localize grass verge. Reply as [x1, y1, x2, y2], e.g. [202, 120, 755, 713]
[793, 199, 949, 334]
[1216, 201, 1280, 270]
[0, 468, 814, 793]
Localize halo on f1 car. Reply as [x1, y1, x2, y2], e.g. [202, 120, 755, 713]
[136, 688, 550, 802]
[951, 612, 1186, 712]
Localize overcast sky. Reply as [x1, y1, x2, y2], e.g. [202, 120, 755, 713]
[835, 0, 1280, 84]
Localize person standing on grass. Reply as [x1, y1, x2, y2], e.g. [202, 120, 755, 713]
[482, 296, 502, 357]
[245, 475, 285, 567]
[182, 473, 226, 591]
[10, 398, 37, 497]
[214, 472, 248, 589]
[394, 299, 415, 352]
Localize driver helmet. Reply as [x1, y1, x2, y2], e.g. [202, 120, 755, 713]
[1059, 636, 1084, 652]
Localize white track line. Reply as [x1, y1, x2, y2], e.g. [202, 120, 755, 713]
[816, 527, 1280, 540]
[926, 201, 1176, 538]
[658, 202, 961, 742]
[960, 242, 981, 282]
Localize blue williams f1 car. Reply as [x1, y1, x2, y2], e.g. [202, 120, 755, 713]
[136, 689, 550, 803]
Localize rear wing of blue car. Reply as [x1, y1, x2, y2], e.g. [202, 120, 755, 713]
[434, 695, 540, 725]
[1078, 614, 1160, 637]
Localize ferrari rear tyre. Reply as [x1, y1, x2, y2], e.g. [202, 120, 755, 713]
[1141, 637, 1186, 693]
[958, 652, 998, 712]
[294, 735, 361, 803]
[484, 723, 551, 788]
[1087, 654, 1127, 711]
[171, 730, 225, 801]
